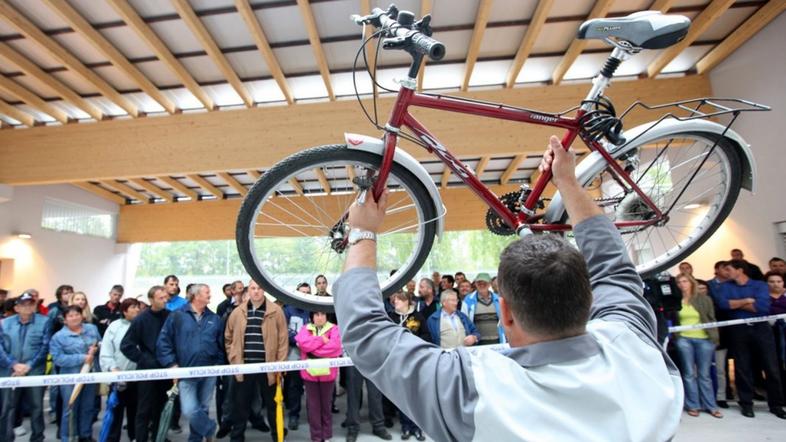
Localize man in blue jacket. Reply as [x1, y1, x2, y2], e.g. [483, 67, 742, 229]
[427, 290, 480, 349]
[157, 283, 224, 442]
[460, 272, 506, 345]
[0, 293, 51, 442]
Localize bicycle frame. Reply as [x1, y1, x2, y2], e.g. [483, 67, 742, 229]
[371, 85, 664, 234]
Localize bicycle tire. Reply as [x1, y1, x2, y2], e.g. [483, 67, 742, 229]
[559, 131, 743, 277]
[236, 144, 438, 312]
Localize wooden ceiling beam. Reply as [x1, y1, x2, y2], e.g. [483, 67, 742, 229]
[74, 182, 127, 205]
[695, 0, 786, 74]
[500, 154, 525, 185]
[0, 42, 103, 120]
[100, 180, 150, 203]
[187, 174, 225, 199]
[360, 0, 378, 99]
[440, 168, 451, 189]
[247, 169, 262, 180]
[0, 75, 70, 123]
[505, 0, 553, 88]
[158, 176, 199, 201]
[172, 0, 254, 107]
[0, 75, 712, 185]
[314, 168, 331, 194]
[235, 0, 293, 105]
[0, 99, 36, 126]
[297, 0, 335, 101]
[217, 172, 248, 196]
[417, 0, 432, 92]
[647, 0, 735, 78]
[474, 156, 490, 177]
[461, 0, 493, 91]
[44, 0, 177, 114]
[551, 0, 614, 85]
[289, 178, 304, 195]
[0, 0, 138, 117]
[129, 178, 174, 203]
[649, 0, 677, 12]
[107, 0, 214, 111]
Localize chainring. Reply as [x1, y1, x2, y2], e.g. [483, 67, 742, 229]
[485, 191, 523, 236]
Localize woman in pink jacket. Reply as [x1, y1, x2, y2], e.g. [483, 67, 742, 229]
[295, 311, 343, 442]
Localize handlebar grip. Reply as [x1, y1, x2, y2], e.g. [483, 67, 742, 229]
[410, 32, 446, 61]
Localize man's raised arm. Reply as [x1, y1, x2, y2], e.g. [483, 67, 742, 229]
[540, 136, 656, 344]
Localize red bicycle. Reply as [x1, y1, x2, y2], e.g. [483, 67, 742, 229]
[237, 5, 768, 311]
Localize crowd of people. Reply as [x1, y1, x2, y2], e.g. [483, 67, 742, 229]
[0, 248, 785, 441]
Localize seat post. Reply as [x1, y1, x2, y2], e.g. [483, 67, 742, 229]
[582, 46, 635, 109]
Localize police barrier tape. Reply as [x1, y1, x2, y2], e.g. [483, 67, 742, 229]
[1, 314, 784, 390]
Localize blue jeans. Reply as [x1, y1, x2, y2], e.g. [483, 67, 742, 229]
[59, 383, 96, 441]
[676, 337, 718, 411]
[0, 386, 45, 442]
[179, 377, 217, 442]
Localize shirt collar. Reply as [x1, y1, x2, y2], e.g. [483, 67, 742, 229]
[503, 332, 601, 368]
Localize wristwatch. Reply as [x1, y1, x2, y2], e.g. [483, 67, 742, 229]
[348, 228, 377, 245]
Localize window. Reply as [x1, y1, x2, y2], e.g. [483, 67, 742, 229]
[41, 198, 116, 239]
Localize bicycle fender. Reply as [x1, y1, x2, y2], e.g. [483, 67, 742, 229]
[344, 133, 446, 240]
[543, 118, 756, 223]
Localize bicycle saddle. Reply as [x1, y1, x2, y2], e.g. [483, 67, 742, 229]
[577, 11, 690, 50]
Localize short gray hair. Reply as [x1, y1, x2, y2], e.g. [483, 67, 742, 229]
[187, 283, 208, 302]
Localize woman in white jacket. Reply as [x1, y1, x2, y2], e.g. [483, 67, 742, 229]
[99, 298, 140, 442]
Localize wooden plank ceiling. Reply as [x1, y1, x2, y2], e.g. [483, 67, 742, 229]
[0, 0, 783, 207]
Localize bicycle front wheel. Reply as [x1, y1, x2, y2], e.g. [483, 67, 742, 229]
[562, 131, 743, 277]
[236, 144, 438, 312]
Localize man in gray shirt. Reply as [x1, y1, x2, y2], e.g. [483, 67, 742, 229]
[333, 136, 684, 441]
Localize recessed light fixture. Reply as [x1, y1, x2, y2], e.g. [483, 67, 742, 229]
[683, 204, 701, 210]
[16, 233, 32, 240]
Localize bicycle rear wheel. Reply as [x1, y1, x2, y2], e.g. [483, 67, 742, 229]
[236, 144, 438, 312]
[561, 131, 742, 277]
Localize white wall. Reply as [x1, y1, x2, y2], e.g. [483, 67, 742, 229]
[0, 184, 128, 307]
[678, 12, 786, 279]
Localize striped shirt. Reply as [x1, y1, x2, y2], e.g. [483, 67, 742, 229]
[243, 301, 266, 363]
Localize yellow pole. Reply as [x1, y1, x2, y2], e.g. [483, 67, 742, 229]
[275, 373, 285, 442]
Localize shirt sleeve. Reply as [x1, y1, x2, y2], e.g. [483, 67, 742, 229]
[156, 314, 177, 368]
[573, 215, 656, 345]
[99, 324, 116, 372]
[753, 282, 771, 315]
[334, 267, 479, 442]
[0, 326, 16, 368]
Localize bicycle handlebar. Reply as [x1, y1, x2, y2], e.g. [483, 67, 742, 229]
[351, 6, 446, 61]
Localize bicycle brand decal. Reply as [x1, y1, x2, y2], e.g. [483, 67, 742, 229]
[596, 25, 621, 32]
[531, 113, 559, 123]
[347, 137, 364, 146]
[419, 134, 470, 178]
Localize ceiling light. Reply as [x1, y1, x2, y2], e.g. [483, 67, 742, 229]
[16, 233, 32, 240]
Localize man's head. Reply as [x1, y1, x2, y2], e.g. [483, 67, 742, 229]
[440, 275, 454, 290]
[431, 271, 441, 285]
[474, 273, 492, 295]
[678, 262, 693, 276]
[490, 276, 498, 293]
[714, 261, 731, 280]
[727, 259, 749, 282]
[315, 275, 328, 295]
[248, 279, 265, 305]
[109, 284, 124, 304]
[147, 285, 168, 311]
[222, 283, 232, 298]
[766, 271, 784, 295]
[441, 290, 459, 314]
[297, 282, 311, 295]
[405, 279, 416, 294]
[164, 275, 180, 298]
[730, 249, 744, 260]
[231, 280, 244, 298]
[55, 285, 74, 304]
[418, 278, 435, 299]
[27, 289, 40, 302]
[497, 234, 592, 341]
[187, 283, 210, 308]
[0, 288, 7, 303]
[769, 257, 786, 275]
[457, 280, 473, 299]
[454, 272, 466, 284]
[14, 292, 36, 320]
